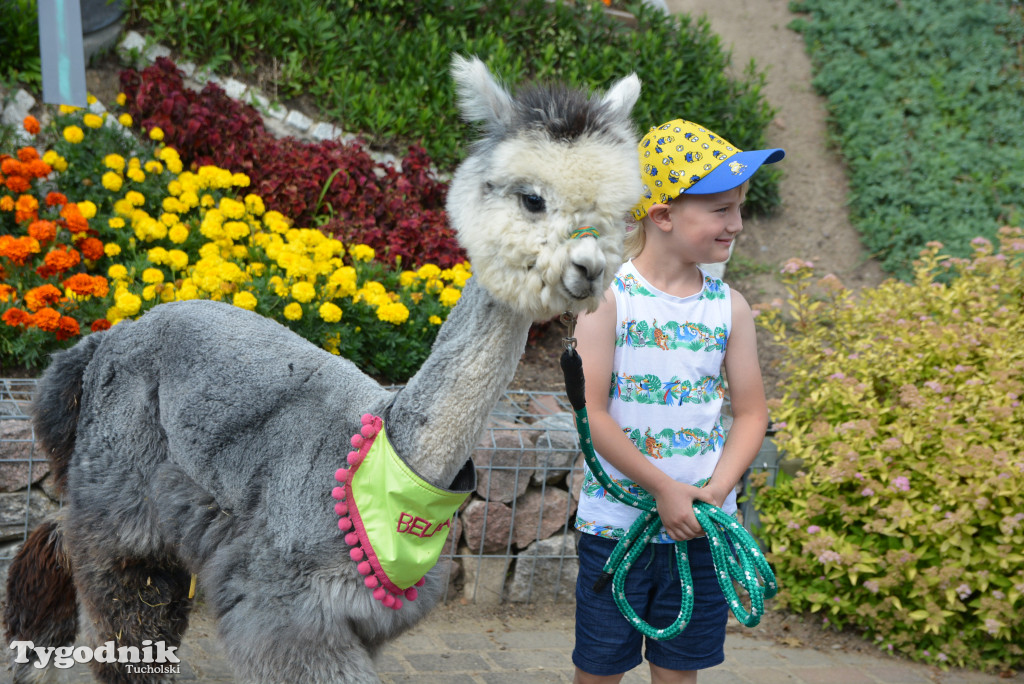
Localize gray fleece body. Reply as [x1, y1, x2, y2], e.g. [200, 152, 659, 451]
[63, 293, 478, 682]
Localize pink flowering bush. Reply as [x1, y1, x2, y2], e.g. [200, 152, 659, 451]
[753, 230, 1024, 672]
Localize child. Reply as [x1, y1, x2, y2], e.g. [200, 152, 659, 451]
[572, 119, 783, 684]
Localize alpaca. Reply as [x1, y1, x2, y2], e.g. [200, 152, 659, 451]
[4, 56, 641, 683]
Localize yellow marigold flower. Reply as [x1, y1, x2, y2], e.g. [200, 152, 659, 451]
[63, 126, 84, 144]
[233, 291, 258, 311]
[118, 113, 133, 127]
[219, 198, 246, 220]
[128, 157, 141, 169]
[323, 333, 341, 356]
[217, 262, 245, 283]
[77, 201, 97, 219]
[224, 221, 250, 241]
[148, 126, 164, 141]
[116, 92, 127, 106]
[105, 307, 123, 325]
[166, 180, 182, 198]
[147, 247, 169, 264]
[160, 284, 176, 302]
[268, 276, 289, 298]
[168, 250, 189, 271]
[83, 113, 103, 129]
[263, 211, 290, 233]
[108, 217, 126, 229]
[142, 268, 164, 284]
[283, 302, 303, 321]
[102, 171, 123, 192]
[231, 245, 248, 260]
[376, 301, 410, 325]
[116, 292, 142, 316]
[399, 271, 417, 287]
[104, 243, 122, 257]
[290, 281, 317, 303]
[165, 156, 183, 175]
[319, 302, 342, 323]
[59, 104, 80, 114]
[127, 167, 146, 183]
[198, 242, 221, 259]
[247, 262, 266, 277]
[177, 280, 199, 300]
[42, 150, 59, 165]
[144, 160, 163, 174]
[104, 154, 125, 171]
[108, 264, 128, 280]
[142, 285, 157, 301]
[231, 172, 250, 187]
[113, 199, 133, 217]
[86, 94, 96, 105]
[169, 224, 189, 244]
[125, 191, 145, 207]
[429, 315, 443, 325]
[181, 191, 200, 209]
[439, 286, 461, 308]
[159, 212, 178, 227]
[424, 277, 442, 294]
[161, 197, 182, 213]
[350, 244, 375, 262]
[244, 194, 265, 216]
[417, 264, 441, 280]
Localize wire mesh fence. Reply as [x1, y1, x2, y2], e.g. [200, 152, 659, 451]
[0, 378, 777, 605]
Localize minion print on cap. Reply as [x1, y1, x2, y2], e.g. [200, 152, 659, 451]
[631, 119, 785, 221]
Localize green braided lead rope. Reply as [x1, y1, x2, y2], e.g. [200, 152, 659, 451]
[573, 405, 777, 639]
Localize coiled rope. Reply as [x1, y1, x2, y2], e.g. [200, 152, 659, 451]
[559, 318, 777, 640]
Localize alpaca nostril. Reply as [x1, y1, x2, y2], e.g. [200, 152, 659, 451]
[573, 261, 602, 281]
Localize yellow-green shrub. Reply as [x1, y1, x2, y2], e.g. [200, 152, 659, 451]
[753, 230, 1024, 672]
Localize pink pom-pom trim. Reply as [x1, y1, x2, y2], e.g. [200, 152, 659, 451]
[331, 413, 426, 611]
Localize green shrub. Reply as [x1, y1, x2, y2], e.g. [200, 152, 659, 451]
[126, 0, 781, 214]
[752, 231, 1024, 671]
[789, 0, 1024, 278]
[0, 0, 42, 89]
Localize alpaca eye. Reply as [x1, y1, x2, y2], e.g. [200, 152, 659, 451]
[519, 193, 546, 214]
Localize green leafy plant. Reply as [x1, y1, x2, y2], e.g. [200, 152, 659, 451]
[752, 234, 1024, 672]
[0, 0, 42, 89]
[789, 0, 1024, 278]
[125, 0, 781, 215]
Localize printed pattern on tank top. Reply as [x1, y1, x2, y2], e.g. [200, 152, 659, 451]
[575, 261, 734, 542]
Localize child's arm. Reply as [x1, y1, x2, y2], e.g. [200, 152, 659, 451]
[705, 290, 770, 507]
[575, 290, 714, 541]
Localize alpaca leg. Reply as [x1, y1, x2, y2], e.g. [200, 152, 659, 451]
[72, 548, 193, 684]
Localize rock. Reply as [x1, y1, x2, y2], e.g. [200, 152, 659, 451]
[473, 425, 537, 503]
[512, 487, 572, 549]
[0, 421, 48, 493]
[460, 500, 512, 554]
[0, 489, 59, 543]
[529, 413, 580, 485]
[284, 109, 313, 133]
[567, 453, 586, 506]
[459, 546, 509, 605]
[507, 532, 578, 603]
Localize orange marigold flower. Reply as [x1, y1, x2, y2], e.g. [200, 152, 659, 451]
[0, 235, 41, 265]
[45, 192, 68, 207]
[37, 245, 81, 278]
[16, 147, 39, 163]
[5, 176, 30, 194]
[31, 307, 61, 332]
[0, 157, 18, 175]
[24, 284, 63, 311]
[64, 273, 109, 298]
[60, 203, 89, 233]
[15, 194, 39, 223]
[56, 315, 80, 340]
[0, 283, 15, 301]
[1, 308, 31, 327]
[26, 160, 51, 178]
[23, 116, 40, 135]
[78, 237, 104, 261]
[27, 220, 57, 243]
[91, 318, 112, 332]
[0, 196, 13, 211]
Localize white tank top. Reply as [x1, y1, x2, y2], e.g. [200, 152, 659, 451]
[575, 260, 734, 542]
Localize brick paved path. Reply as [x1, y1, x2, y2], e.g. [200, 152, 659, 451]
[28, 602, 1021, 684]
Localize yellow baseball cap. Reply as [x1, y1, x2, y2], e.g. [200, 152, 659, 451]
[631, 119, 785, 221]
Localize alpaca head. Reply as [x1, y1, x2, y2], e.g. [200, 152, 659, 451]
[446, 56, 642, 321]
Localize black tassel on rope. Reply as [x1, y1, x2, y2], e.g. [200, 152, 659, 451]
[560, 348, 587, 412]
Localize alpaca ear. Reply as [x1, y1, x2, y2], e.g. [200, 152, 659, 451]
[601, 73, 642, 120]
[450, 54, 515, 127]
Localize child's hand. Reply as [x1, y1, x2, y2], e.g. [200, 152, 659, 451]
[653, 480, 717, 541]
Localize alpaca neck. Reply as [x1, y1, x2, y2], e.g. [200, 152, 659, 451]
[385, 278, 531, 488]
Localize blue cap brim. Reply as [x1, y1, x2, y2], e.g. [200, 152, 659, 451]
[685, 148, 785, 195]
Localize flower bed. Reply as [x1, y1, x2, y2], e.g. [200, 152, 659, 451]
[0, 103, 466, 382]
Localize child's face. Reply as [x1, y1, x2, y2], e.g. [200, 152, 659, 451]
[663, 187, 745, 264]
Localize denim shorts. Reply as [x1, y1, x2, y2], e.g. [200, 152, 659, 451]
[572, 532, 728, 676]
